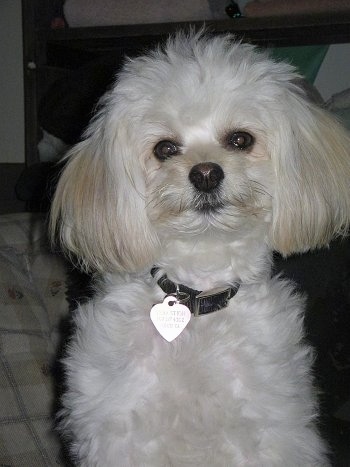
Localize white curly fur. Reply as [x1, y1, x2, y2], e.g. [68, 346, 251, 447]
[50, 31, 350, 466]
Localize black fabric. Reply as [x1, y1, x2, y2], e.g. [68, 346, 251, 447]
[15, 161, 65, 212]
[274, 239, 350, 466]
[39, 54, 124, 144]
[274, 240, 350, 417]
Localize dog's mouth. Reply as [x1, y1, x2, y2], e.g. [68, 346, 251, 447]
[192, 192, 225, 213]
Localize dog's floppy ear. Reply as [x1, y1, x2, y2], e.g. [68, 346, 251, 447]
[50, 116, 159, 273]
[270, 92, 350, 256]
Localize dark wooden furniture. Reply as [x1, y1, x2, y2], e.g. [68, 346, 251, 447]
[22, 0, 350, 166]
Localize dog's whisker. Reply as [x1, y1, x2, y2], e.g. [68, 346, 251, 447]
[249, 180, 272, 198]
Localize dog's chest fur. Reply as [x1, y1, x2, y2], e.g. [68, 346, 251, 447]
[65, 274, 326, 466]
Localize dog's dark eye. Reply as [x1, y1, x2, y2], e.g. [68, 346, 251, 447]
[154, 140, 180, 161]
[226, 132, 254, 151]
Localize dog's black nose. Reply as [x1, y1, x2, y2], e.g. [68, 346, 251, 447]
[189, 162, 224, 192]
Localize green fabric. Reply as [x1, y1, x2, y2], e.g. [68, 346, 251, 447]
[270, 45, 329, 83]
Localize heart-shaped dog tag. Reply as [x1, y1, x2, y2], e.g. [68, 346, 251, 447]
[150, 295, 191, 342]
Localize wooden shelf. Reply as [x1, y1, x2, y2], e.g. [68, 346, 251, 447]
[44, 12, 350, 48]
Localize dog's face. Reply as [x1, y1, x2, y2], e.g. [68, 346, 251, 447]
[50, 33, 350, 273]
[142, 82, 273, 237]
[115, 38, 287, 239]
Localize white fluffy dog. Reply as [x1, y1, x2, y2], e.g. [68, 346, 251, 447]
[50, 32, 350, 466]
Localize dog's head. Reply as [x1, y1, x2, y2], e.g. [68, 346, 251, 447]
[50, 32, 350, 272]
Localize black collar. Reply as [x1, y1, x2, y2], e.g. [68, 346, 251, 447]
[151, 267, 240, 316]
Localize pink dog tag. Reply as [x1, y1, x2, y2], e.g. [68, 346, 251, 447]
[150, 295, 191, 342]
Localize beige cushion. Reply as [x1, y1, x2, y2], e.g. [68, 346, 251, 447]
[0, 213, 68, 466]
